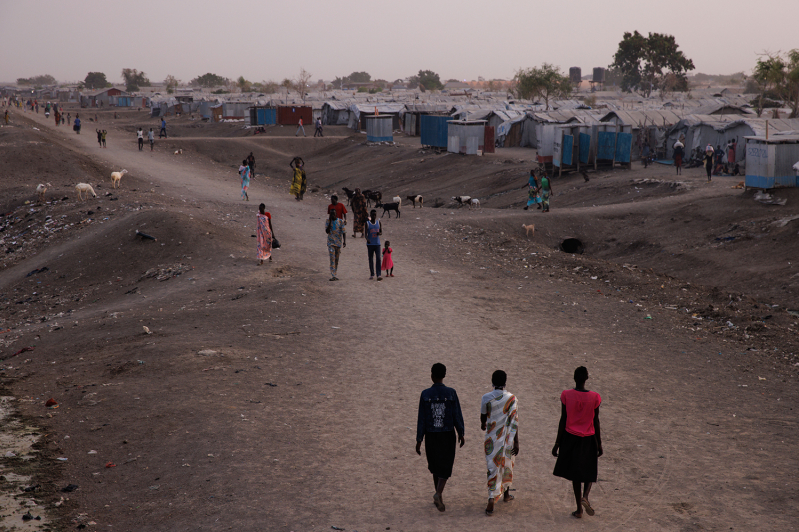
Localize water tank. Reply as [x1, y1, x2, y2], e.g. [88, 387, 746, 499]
[569, 67, 582, 84]
[592, 67, 605, 83]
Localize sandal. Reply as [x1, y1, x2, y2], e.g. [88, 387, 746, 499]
[571, 511, 582, 519]
[581, 499, 594, 516]
[504, 494, 515, 502]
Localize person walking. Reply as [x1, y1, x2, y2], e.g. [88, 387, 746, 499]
[540, 173, 552, 212]
[256, 203, 274, 265]
[289, 156, 306, 200]
[159, 117, 167, 138]
[74, 115, 81, 134]
[350, 188, 368, 238]
[96, 128, 103, 147]
[673, 139, 684, 175]
[704, 145, 714, 182]
[240, 159, 251, 201]
[524, 170, 542, 210]
[247, 152, 256, 177]
[295, 117, 306, 137]
[325, 210, 346, 280]
[552, 366, 602, 519]
[148, 128, 155, 151]
[4, 110, 9, 125]
[381, 240, 394, 277]
[314, 117, 323, 137]
[415, 363, 465, 513]
[327, 195, 347, 223]
[642, 142, 650, 168]
[365, 209, 382, 281]
[137, 127, 144, 150]
[101, 130, 107, 148]
[482, 370, 519, 516]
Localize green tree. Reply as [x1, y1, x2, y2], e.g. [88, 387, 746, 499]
[16, 74, 56, 87]
[753, 50, 799, 118]
[610, 31, 694, 97]
[408, 70, 443, 91]
[513, 63, 573, 110]
[121, 68, 150, 92]
[236, 76, 252, 92]
[84, 72, 109, 90]
[190, 73, 228, 88]
[347, 71, 371, 83]
[164, 74, 179, 94]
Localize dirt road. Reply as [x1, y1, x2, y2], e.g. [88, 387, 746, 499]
[0, 109, 796, 531]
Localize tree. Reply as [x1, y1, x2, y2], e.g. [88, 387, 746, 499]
[610, 31, 694, 97]
[121, 68, 150, 92]
[190, 73, 228, 88]
[84, 72, 109, 90]
[408, 70, 443, 91]
[294, 68, 312, 102]
[164, 75, 180, 94]
[281, 78, 293, 102]
[753, 50, 799, 118]
[252, 80, 278, 94]
[513, 64, 573, 110]
[347, 71, 371, 83]
[16, 74, 56, 87]
[236, 76, 252, 93]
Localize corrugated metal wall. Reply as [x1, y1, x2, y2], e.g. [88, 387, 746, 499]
[277, 106, 313, 125]
[365, 115, 393, 142]
[746, 138, 799, 188]
[420, 115, 450, 148]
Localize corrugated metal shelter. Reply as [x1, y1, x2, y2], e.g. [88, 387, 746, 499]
[347, 103, 405, 130]
[365, 115, 393, 142]
[321, 101, 352, 125]
[447, 120, 486, 155]
[420, 115, 451, 148]
[744, 135, 799, 188]
[277, 105, 313, 126]
[249, 107, 276, 125]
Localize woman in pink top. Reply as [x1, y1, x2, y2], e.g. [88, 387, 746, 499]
[552, 366, 602, 519]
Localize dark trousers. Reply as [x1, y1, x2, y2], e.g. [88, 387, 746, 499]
[367, 245, 381, 277]
[314, 127, 323, 137]
[159, 127, 167, 138]
[138, 138, 143, 151]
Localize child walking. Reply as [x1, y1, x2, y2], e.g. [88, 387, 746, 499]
[382, 240, 394, 277]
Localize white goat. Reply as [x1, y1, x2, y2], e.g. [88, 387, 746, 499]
[110, 169, 127, 188]
[36, 183, 52, 203]
[75, 183, 97, 200]
[469, 198, 481, 209]
[452, 195, 471, 206]
[392, 196, 402, 207]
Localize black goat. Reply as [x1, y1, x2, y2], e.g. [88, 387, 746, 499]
[377, 201, 401, 218]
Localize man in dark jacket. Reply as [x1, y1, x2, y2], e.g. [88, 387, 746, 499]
[416, 363, 465, 512]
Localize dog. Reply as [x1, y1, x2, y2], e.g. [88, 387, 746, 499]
[522, 224, 535, 237]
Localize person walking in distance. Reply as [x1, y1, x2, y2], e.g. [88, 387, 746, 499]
[416, 363, 465, 513]
[101, 130, 107, 148]
[673, 139, 684, 175]
[159, 117, 167, 138]
[552, 366, 603, 519]
[289, 156, 306, 200]
[365, 209, 382, 281]
[327, 195, 347, 224]
[540, 172, 553, 212]
[148, 128, 155, 151]
[314, 117, 323, 137]
[256, 203, 274, 265]
[482, 370, 519, 516]
[137, 127, 144, 151]
[240, 159, 251, 201]
[247, 152, 256, 177]
[325, 210, 346, 281]
[296, 117, 306, 137]
[704, 145, 714, 182]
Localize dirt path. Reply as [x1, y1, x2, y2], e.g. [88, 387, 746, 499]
[3, 111, 797, 531]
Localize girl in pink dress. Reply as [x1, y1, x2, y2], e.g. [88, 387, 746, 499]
[381, 241, 394, 277]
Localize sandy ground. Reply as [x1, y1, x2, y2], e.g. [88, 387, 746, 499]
[0, 105, 797, 531]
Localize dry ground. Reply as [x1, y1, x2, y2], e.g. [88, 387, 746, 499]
[0, 104, 796, 532]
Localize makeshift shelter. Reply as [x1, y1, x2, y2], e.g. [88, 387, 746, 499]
[347, 103, 405, 130]
[321, 101, 353, 125]
[447, 120, 486, 155]
[744, 135, 799, 188]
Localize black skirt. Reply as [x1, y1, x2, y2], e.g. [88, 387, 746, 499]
[424, 430, 456, 479]
[553, 431, 598, 482]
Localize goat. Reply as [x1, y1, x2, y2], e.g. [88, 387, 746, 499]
[342, 187, 355, 205]
[363, 190, 382, 208]
[174, 149, 183, 155]
[522, 224, 535, 237]
[469, 198, 480, 209]
[407, 195, 423, 208]
[110, 169, 127, 189]
[392, 196, 402, 206]
[36, 183, 52, 203]
[377, 201, 401, 218]
[452, 195, 471, 206]
[75, 183, 96, 200]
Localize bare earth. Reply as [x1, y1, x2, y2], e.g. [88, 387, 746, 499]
[0, 106, 797, 532]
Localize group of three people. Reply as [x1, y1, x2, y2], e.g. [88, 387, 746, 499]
[417, 363, 602, 518]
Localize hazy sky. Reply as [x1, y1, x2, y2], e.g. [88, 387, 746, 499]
[2, 0, 796, 85]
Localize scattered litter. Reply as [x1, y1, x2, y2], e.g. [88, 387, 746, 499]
[61, 484, 79, 492]
[88, 450, 97, 454]
[56, 457, 68, 461]
[331, 326, 340, 329]
[645, 315, 653, 320]
[45, 398, 58, 407]
[332, 527, 345, 531]
[197, 350, 218, 356]
[429, 269, 439, 274]
[771, 215, 799, 227]
[26, 266, 49, 277]
[139, 263, 192, 281]
[135, 230, 157, 241]
[5, 451, 16, 457]
[105, 462, 116, 468]
[753, 190, 787, 206]
[143, 326, 152, 335]
[758, 376, 766, 381]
